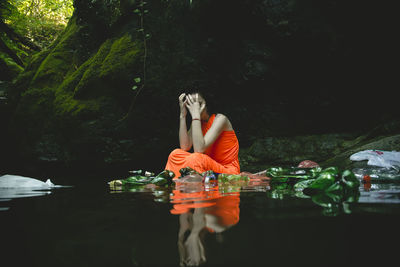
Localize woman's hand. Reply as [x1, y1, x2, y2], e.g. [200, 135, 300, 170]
[186, 93, 205, 119]
[179, 93, 187, 118]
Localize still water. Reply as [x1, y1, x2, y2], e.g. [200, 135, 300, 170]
[1, 172, 400, 267]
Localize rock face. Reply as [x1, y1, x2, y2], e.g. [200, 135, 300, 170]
[239, 133, 357, 172]
[239, 123, 400, 172]
[4, 0, 398, 172]
[321, 134, 400, 170]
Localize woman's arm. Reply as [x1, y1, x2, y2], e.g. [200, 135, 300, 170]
[191, 114, 229, 153]
[186, 93, 231, 153]
[178, 93, 192, 151]
[179, 116, 193, 151]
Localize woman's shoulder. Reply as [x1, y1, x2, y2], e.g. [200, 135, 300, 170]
[213, 113, 228, 122]
[214, 113, 233, 131]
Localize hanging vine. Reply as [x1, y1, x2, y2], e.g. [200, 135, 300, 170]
[120, 0, 150, 121]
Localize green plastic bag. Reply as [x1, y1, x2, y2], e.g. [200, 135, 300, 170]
[341, 170, 360, 191]
[266, 166, 322, 182]
[109, 169, 174, 189]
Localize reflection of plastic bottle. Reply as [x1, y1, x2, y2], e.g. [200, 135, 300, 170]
[352, 167, 400, 182]
[362, 175, 371, 183]
[362, 175, 371, 191]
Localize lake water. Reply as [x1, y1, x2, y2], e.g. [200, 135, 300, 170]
[1, 172, 400, 267]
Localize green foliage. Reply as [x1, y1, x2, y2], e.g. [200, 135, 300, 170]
[0, 0, 73, 70]
[5, 0, 73, 48]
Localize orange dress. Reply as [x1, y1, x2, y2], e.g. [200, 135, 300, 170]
[165, 114, 240, 178]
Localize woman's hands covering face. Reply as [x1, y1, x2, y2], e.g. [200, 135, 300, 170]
[185, 93, 206, 118]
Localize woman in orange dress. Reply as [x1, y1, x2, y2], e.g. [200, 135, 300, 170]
[164, 92, 240, 178]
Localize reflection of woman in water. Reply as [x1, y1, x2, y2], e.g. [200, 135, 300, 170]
[171, 183, 240, 266]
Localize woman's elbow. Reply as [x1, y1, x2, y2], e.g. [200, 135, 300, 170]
[193, 146, 206, 153]
[180, 144, 192, 151]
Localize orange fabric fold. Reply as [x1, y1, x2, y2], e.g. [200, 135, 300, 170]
[165, 114, 240, 178]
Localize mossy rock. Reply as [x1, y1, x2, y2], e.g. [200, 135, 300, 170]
[0, 53, 23, 81]
[8, 13, 144, 164]
[239, 133, 357, 170]
[54, 33, 142, 117]
[71, 34, 142, 99]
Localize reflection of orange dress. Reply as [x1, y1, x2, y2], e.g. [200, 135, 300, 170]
[165, 114, 240, 178]
[170, 187, 240, 227]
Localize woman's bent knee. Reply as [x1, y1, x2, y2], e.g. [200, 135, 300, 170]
[185, 152, 206, 161]
[168, 148, 190, 162]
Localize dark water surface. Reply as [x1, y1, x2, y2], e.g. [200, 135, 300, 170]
[1, 172, 400, 267]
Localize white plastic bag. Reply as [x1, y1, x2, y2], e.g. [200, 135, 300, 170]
[0, 174, 69, 200]
[350, 150, 400, 169]
[0, 174, 56, 188]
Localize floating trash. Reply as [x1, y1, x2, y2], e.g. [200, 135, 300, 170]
[0, 174, 70, 199]
[352, 167, 400, 182]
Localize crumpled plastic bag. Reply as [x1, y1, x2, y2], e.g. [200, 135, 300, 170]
[350, 150, 400, 169]
[0, 174, 68, 199]
[0, 174, 57, 188]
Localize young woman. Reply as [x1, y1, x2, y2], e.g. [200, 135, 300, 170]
[165, 92, 240, 178]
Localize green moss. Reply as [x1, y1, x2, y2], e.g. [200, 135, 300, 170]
[53, 33, 142, 117]
[72, 38, 113, 97]
[53, 39, 113, 116]
[0, 53, 23, 71]
[20, 88, 54, 114]
[6, 49, 50, 101]
[55, 93, 102, 116]
[45, 16, 80, 53]
[100, 34, 142, 77]
[31, 52, 72, 88]
[73, 34, 142, 98]
[56, 60, 91, 94]
[30, 16, 81, 89]
[25, 49, 52, 72]
[9, 14, 146, 163]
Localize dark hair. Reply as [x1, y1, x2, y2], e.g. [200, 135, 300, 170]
[181, 79, 219, 114]
[186, 90, 216, 115]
